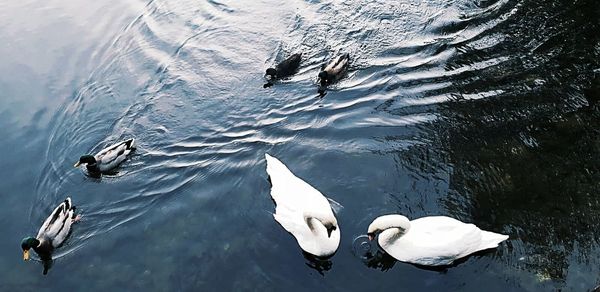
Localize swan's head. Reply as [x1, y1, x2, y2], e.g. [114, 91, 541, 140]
[75, 155, 96, 167]
[367, 214, 410, 241]
[322, 217, 338, 238]
[21, 237, 40, 261]
[304, 211, 338, 238]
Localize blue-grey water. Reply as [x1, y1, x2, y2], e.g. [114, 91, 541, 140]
[1, 0, 599, 290]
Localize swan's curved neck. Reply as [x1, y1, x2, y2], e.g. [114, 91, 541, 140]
[369, 215, 411, 242]
[303, 211, 334, 234]
[383, 227, 406, 243]
[305, 217, 319, 232]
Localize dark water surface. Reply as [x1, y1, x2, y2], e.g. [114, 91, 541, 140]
[1, 0, 599, 290]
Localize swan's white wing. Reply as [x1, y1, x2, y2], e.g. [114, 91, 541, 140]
[265, 154, 331, 210]
[265, 154, 340, 256]
[381, 216, 484, 266]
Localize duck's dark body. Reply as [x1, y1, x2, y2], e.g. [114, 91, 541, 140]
[266, 53, 302, 80]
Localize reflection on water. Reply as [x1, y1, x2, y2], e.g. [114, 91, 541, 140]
[361, 249, 398, 272]
[303, 252, 333, 276]
[0, 0, 598, 290]
[41, 259, 53, 276]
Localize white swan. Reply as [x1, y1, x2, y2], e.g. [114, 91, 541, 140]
[367, 214, 508, 266]
[265, 153, 340, 257]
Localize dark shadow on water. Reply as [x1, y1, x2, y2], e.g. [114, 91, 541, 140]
[302, 251, 333, 276]
[30, 252, 54, 275]
[83, 168, 121, 179]
[317, 88, 326, 97]
[84, 170, 103, 179]
[362, 249, 397, 272]
[41, 258, 53, 275]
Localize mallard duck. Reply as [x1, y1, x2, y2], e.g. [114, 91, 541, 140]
[317, 53, 350, 94]
[21, 197, 79, 262]
[264, 53, 302, 88]
[367, 214, 508, 266]
[265, 154, 340, 257]
[74, 138, 135, 173]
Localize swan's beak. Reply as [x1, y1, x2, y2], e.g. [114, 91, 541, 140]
[367, 233, 374, 241]
[326, 226, 336, 238]
[23, 250, 30, 261]
[74, 161, 81, 168]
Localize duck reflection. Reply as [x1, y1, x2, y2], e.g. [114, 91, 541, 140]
[41, 257, 53, 275]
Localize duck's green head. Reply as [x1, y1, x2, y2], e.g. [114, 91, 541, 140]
[21, 237, 39, 261]
[74, 155, 96, 167]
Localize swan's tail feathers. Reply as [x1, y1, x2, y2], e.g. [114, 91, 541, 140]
[124, 138, 135, 150]
[479, 231, 509, 250]
[272, 213, 282, 224]
[265, 153, 291, 181]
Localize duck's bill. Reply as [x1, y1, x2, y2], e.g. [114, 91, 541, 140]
[23, 250, 30, 261]
[74, 161, 81, 167]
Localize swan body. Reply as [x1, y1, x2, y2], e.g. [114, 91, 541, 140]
[318, 53, 350, 93]
[21, 197, 78, 261]
[75, 138, 135, 173]
[367, 214, 508, 266]
[265, 153, 340, 257]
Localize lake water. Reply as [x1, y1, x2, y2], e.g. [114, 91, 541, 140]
[1, 0, 599, 290]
